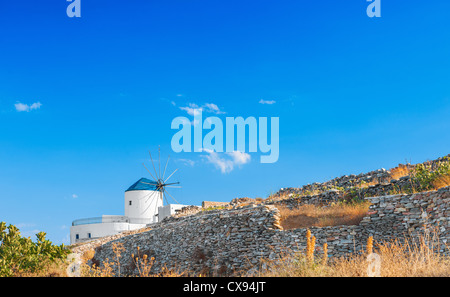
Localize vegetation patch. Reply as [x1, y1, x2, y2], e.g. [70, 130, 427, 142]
[0, 222, 70, 277]
[278, 202, 371, 230]
[410, 157, 450, 192]
[258, 229, 450, 277]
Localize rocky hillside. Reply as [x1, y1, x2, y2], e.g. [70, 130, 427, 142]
[172, 154, 450, 216]
[274, 154, 450, 199]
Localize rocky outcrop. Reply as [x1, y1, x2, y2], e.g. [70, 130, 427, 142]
[274, 154, 450, 200]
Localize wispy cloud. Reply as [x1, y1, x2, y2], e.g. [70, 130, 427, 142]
[204, 103, 225, 114]
[259, 99, 276, 105]
[179, 102, 225, 116]
[13, 223, 40, 239]
[227, 151, 251, 165]
[61, 233, 70, 245]
[179, 103, 202, 116]
[72, 194, 78, 199]
[16, 223, 36, 229]
[202, 149, 251, 174]
[177, 158, 196, 167]
[20, 229, 41, 239]
[15, 101, 42, 112]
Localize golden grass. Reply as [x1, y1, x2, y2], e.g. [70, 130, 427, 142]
[12, 258, 69, 277]
[258, 229, 450, 277]
[355, 180, 379, 189]
[366, 236, 373, 255]
[431, 174, 450, 190]
[81, 249, 96, 263]
[278, 202, 371, 230]
[306, 230, 315, 264]
[80, 244, 184, 277]
[389, 164, 411, 180]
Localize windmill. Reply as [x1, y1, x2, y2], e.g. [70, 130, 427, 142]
[141, 147, 182, 216]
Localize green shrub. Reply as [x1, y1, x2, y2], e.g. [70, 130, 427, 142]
[410, 157, 450, 192]
[0, 222, 70, 276]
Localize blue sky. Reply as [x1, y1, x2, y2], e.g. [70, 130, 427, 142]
[1, 1, 449, 244]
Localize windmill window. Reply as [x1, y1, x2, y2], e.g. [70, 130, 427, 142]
[129, 201, 132, 206]
[75, 234, 79, 240]
[88, 233, 91, 238]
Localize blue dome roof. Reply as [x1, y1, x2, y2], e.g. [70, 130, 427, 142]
[126, 178, 160, 192]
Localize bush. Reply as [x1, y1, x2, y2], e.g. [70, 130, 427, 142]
[0, 222, 70, 277]
[410, 157, 450, 191]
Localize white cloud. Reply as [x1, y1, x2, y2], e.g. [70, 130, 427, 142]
[204, 103, 225, 114]
[259, 99, 276, 105]
[20, 229, 41, 239]
[15, 101, 42, 112]
[16, 223, 36, 228]
[179, 107, 202, 116]
[202, 149, 251, 174]
[15, 103, 30, 112]
[202, 149, 234, 173]
[72, 194, 78, 199]
[179, 103, 202, 116]
[61, 233, 70, 245]
[177, 158, 195, 167]
[227, 151, 251, 165]
[179, 102, 225, 116]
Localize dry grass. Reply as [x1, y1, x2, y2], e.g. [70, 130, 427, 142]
[355, 180, 378, 189]
[431, 174, 450, 190]
[258, 229, 450, 277]
[12, 259, 69, 277]
[81, 249, 96, 263]
[81, 244, 184, 277]
[329, 238, 450, 277]
[389, 164, 411, 180]
[278, 202, 371, 230]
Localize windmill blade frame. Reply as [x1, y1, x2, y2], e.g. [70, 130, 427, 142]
[142, 163, 158, 182]
[148, 150, 159, 181]
[164, 188, 181, 204]
[162, 155, 170, 181]
[164, 168, 178, 183]
[142, 148, 182, 208]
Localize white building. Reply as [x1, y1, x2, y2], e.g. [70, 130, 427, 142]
[70, 177, 188, 244]
[158, 204, 189, 221]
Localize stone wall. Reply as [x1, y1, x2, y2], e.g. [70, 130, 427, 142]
[360, 186, 450, 250]
[275, 154, 450, 199]
[268, 189, 344, 208]
[202, 201, 229, 209]
[268, 177, 415, 209]
[273, 186, 450, 262]
[72, 186, 450, 276]
[75, 205, 281, 276]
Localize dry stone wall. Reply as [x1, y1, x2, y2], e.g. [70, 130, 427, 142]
[76, 205, 282, 276]
[360, 186, 450, 250]
[275, 154, 450, 200]
[202, 201, 229, 209]
[273, 186, 450, 262]
[73, 186, 450, 276]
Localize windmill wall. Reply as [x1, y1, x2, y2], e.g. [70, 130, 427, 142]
[72, 186, 450, 276]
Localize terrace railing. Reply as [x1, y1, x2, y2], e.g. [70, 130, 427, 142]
[72, 216, 129, 226]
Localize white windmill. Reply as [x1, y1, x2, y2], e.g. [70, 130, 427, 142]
[125, 147, 183, 224]
[71, 148, 185, 244]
